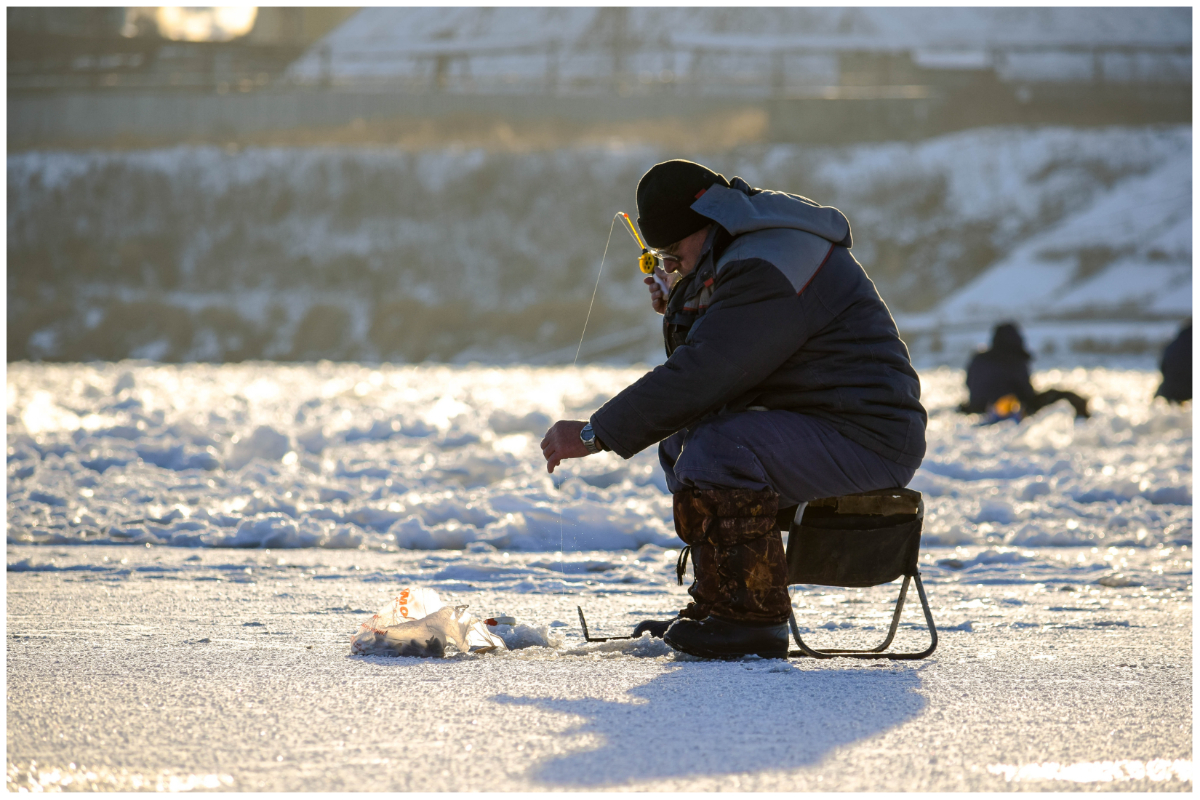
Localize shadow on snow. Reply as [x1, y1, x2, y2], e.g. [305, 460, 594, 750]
[492, 662, 927, 787]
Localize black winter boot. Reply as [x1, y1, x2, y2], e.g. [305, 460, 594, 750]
[663, 615, 789, 660]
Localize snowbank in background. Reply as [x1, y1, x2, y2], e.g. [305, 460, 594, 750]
[926, 155, 1191, 324]
[7, 126, 1190, 365]
[7, 362, 1191, 552]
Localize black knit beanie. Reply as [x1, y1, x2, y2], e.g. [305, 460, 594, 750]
[636, 159, 730, 248]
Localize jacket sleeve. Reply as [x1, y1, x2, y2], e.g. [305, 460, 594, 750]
[591, 258, 821, 458]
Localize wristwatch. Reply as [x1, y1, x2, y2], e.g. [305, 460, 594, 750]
[579, 421, 602, 454]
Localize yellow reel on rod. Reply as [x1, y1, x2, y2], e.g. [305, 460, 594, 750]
[638, 250, 657, 275]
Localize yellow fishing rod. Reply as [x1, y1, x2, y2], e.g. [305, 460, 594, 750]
[619, 212, 670, 294]
[620, 212, 657, 274]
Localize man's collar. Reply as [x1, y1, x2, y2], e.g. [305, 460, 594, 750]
[698, 224, 720, 264]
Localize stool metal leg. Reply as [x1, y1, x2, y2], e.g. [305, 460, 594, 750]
[787, 572, 938, 660]
[788, 576, 910, 657]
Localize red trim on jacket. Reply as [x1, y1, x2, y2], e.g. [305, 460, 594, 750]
[798, 244, 835, 295]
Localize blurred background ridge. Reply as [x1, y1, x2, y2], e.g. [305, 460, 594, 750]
[9, 7, 1190, 143]
[6, 7, 1192, 367]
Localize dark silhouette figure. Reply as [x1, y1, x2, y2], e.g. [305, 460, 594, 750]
[958, 322, 1090, 420]
[1155, 321, 1191, 403]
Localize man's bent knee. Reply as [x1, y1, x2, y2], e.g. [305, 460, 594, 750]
[669, 418, 773, 493]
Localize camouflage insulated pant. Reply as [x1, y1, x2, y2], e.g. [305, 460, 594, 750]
[673, 487, 791, 624]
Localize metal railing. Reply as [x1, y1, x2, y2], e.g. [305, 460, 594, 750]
[277, 39, 1191, 95]
[8, 33, 1191, 96]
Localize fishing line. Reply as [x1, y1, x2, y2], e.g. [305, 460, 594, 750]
[573, 213, 621, 364]
[559, 212, 622, 601]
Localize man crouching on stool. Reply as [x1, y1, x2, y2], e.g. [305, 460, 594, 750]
[541, 159, 927, 660]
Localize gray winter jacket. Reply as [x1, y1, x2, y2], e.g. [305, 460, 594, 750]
[590, 177, 927, 468]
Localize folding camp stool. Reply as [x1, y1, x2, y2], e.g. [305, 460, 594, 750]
[777, 487, 938, 660]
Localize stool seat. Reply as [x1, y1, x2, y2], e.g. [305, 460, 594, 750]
[807, 486, 922, 516]
[779, 486, 937, 660]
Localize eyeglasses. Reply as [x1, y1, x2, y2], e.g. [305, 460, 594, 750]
[651, 248, 682, 266]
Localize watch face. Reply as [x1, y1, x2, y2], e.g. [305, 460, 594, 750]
[580, 424, 598, 452]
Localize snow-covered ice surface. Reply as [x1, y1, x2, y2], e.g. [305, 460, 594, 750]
[7, 362, 1191, 551]
[6, 362, 1192, 791]
[7, 542, 1192, 791]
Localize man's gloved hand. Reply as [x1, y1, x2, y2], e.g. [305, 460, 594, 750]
[644, 265, 673, 315]
[540, 420, 590, 473]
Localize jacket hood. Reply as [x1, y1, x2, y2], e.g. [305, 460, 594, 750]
[690, 176, 852, 248]
[990, 322, 1031, 361]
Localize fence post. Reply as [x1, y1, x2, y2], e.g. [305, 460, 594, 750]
[611, 7, 628, 93]
[771, 50, 785, 98]
[319, 44, 332, 89]
[546, 40, 558, 95]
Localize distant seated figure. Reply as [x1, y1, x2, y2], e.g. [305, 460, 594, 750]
[957, 322, 1090, 421]
[1155, 321, 1191, 403]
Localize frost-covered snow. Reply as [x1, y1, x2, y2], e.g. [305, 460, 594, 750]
[7, 363, 1191, 552]
[6, 361, 1191, 791]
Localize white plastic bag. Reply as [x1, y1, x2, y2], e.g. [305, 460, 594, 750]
[373, 587, 443, 625]
[350, 587, 506, 657]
